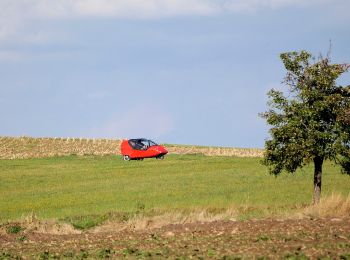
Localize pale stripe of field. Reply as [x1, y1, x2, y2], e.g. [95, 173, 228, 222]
[0, 136, 263, 159]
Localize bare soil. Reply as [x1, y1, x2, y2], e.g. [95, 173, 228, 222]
[1, 218, 350, 259]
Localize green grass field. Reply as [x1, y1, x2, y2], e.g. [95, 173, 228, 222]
[1, 154, 350, 223]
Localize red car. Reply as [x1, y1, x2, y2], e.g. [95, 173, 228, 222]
[120, 138, 168, 161]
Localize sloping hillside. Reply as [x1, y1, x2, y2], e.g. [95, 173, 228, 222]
[0, 136, 263, 159]
[0, 137, 121, 159]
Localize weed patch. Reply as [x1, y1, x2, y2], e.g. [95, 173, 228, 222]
[122, 247, 140, 256]
[0, 252, 21, 260]
[255, 235, 270, 242]
[6, 225, 22, 234]
[16, 236, 26, 242]
[340, 254, 350, 260]
[283, 252, 309, 260]
[97, 248, 114, 258]
[64, 214, 109, 230]
[38, 251, 60, 260]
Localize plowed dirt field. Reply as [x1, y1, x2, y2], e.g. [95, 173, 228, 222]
[1, 218, 350, 259]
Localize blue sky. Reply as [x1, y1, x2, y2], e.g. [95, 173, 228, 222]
[0, 0, 349, 148]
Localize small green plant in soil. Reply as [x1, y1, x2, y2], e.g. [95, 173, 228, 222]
[16, 236, 26, 242]
[97, 248, 114, 258]
[6, 225, 22, 234]
[65, 214, 109, 230]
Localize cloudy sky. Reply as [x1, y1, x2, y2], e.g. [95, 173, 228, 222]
[1, 0, 349, 148]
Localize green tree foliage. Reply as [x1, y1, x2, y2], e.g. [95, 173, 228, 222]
[261, 50, 350, 204]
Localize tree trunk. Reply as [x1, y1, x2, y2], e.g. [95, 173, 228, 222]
[313, 156, 324, 205]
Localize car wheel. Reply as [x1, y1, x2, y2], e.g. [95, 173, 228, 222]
[123, 155, 131, 161]
[156, 155, 165, 160]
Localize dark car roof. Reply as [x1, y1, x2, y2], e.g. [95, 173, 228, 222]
[129, 138, 148, 142]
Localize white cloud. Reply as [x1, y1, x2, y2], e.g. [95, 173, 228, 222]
[0, 0, 341, 21]
[0, 0, 217, 20]
[0, 0, 348, 45]
[220, 0, 326, 12]
[0, 0, 213, 44]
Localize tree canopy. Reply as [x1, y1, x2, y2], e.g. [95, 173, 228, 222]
[261, 50, 350, 203]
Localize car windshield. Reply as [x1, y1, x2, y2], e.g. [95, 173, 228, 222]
[129, 139, 158, 150]
[148, 140, 157, 146]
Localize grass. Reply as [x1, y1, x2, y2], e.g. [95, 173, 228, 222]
[63, 214, 110, 230]
[0, 154, 349, 223]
